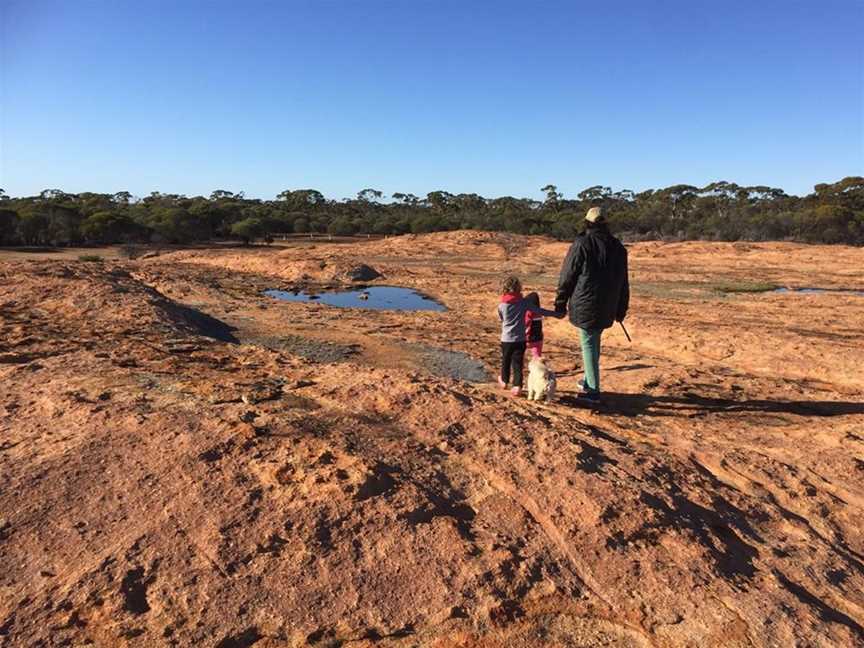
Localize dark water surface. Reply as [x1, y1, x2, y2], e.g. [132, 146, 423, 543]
[413, 344, 489, 383]
[264, 286, 446, 311]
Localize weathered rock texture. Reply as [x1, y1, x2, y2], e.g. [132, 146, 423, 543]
[1, 232, 862, 647]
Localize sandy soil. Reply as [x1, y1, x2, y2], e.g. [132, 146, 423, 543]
[1, 232, 862, 647]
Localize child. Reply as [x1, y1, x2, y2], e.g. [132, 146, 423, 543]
[524, 292, 545, 358]
[497, 277, 560, 395]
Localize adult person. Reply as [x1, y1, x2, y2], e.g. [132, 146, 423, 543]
[554, 206, 629, 403]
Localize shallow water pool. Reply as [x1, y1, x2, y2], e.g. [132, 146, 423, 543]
[264, 286, 447, 311]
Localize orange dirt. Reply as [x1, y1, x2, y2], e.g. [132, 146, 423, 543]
[1, 232, 862, 647]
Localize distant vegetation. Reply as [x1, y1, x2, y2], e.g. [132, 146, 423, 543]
[1, 177, 862, 247]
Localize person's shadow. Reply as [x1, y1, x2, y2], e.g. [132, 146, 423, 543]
[557, 391, 864, 417]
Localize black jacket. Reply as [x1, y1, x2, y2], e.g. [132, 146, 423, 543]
[554, 226, 629, 330]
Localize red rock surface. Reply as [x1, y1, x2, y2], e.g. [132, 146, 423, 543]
[1, 233, 862, 647]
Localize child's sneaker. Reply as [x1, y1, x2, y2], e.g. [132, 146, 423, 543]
[497, 377, 507, 389]
[510, 386, 522, 396]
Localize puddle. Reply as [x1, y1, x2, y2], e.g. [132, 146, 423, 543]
[264, 286, 446, 311]
[773, 287, 864, 296]
[413, 344, 489, 383]
[241, 334, 360, 363]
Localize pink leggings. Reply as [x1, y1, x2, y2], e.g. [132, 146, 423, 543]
[527, 341, 543, 358]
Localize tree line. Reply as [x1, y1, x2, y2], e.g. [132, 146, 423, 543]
[0, 177, 862, 247]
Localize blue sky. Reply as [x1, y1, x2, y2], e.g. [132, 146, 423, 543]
[1, 0, 862, 200]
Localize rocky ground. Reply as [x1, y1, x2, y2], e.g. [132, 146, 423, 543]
[1, 232, 862, 647]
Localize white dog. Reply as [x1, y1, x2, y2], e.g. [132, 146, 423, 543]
[526, 356, 557, 402]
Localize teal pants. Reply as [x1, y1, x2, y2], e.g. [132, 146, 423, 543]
[579, 328, 603, 392]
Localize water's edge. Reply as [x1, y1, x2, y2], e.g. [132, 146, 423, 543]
[264, 286, 447, 312]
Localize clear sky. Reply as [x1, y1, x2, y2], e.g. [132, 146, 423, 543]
[1, 0, 862, 200]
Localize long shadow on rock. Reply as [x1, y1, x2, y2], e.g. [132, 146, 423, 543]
[608, 487, 760, 584]
[647, 463, 766, 546]
[564, 392, 864, 418]
[355, 462, 400, 501]
[400, 470, 477, 541]
[574, 440, 617, 474]
[774, 570, 864, 639]
[214, 627, 263, 648]
[175, 303, 239, 343]
[120, 567, 151, 615]
[350, 459, 477, 540]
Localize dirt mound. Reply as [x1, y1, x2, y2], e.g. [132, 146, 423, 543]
[346, 263, 383, 282]
[2, 241, 863, 647]
[154, 248, 390, 286]
[356, 230, 555, 261]
[152, 232, 551, 285]
[0, 262, 236, 363]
